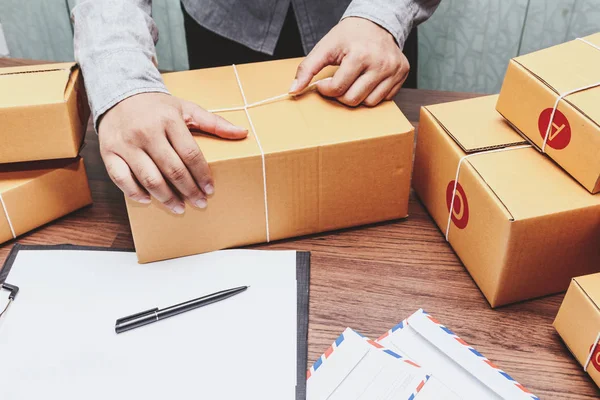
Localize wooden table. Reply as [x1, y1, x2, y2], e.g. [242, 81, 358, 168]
[1, 57, 598, 399]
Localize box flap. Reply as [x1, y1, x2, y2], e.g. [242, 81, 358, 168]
[574, 273, 600, 311]
[513, 33, 600, 128]
[0, 158, 80, 193]
[0, 62, 77, 108]
[467, 144, 600, 220]
[236, 59, 414, 154]
[163, 58, 414, 161]
[0, 62, 75, 76]
[425, 95, 600, 220]
[425, 95, 527, 153]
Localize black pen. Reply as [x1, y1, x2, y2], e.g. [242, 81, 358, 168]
[115, 286, 249, 334]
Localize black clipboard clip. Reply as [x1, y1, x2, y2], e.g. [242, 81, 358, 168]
[0, 282, 19, 319]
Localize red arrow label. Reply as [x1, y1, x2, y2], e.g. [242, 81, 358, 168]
[538, 108, 571, 150]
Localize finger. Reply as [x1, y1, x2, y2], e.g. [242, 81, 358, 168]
[181, 100, 248, 140]
[316, 56, 365, 99]
[145, 134, 208, 209]
[166, 116, 214, 199]
[337, 71, 383, 107]
[385, 68, 410, 101]
[127, 149, 185, 214]
[363, 77, 397, 107]
[103, 152, 150, 204]
[290, 43, 337, 94]
[385, 81, 403, 101]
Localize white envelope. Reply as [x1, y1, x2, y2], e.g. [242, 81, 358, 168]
[377, 309, 539, 400]
[307, 328, 430, 400]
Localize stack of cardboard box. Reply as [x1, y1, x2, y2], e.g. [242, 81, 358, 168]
[412, 33, 600, 387]
[413, 33, 600, 308]
[0, 62, 92, 244]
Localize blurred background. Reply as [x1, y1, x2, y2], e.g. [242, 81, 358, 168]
[1, 0, 599, 94]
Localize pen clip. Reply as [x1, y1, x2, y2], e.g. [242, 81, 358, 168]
[0, 282, 19, 320]
[116, 307, 159, 325]
[1, 283, 19, 301]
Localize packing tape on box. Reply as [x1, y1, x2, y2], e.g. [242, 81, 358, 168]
[445, 145, 532, 241]
[0, 194, 16, 239]
[208, 64, 330, 242]
[542, 38, 600, 153]
[584, 331, 600, 372]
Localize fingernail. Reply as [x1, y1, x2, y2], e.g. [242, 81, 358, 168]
[234, 125, 248, 133]
[195, 198, 207, 209]
[289, 79, 299, 93]
[138, 197, 151, 204]
[172, 204, 185, 214]
[204, 183, 214, 196]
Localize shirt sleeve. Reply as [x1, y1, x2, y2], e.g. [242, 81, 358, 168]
[342, 0, 442, 49]
[72, 0, 170, 129]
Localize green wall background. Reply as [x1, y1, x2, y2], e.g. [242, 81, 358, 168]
[1, 0, 599, 93]
[418, 0, 600, 93]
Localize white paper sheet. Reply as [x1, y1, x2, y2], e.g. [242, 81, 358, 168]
[0, 249, 299, 399]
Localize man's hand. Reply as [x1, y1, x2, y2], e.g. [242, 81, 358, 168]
[290, 17, 409, 106]
[99, 93, 248, 213]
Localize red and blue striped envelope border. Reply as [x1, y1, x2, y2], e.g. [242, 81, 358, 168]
[307, 328, 430, 400]
[377, 309, 539, 400]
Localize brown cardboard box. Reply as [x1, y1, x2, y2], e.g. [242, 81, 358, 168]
[0, 62, 89, 164]
[413, 95, 600, 307]
[554, 273, 600, 388]
[0, 157, 92, 244]
[126, 58, 414, 263]
[497, 33, 600, 193]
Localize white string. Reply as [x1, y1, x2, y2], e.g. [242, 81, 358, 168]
[541, 38, 600, 153]
[542, 81, 600, 152]
[209, 93, 290, 113]
[584, 331, 600, 372]
[209, 78, 328, 114]
[207, 68, 331, 242]
[221, 64, 272, 242]
[577, 37, 600, 52]
[445, 145, 532, 241]
[0, 194, 16, 239]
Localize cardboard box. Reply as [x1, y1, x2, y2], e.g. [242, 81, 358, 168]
[0, 62, 89, 164]
[126, 58, 414, 263]
[413, 95, 600, 307]
[497, 33, 600, 193]
[554, 273, 600, 388]
[0, 157, 92, 244]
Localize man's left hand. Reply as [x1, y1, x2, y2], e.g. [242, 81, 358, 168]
[289, 17, 409, 107]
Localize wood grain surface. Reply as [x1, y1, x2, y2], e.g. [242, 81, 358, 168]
[1, 57, 598, 399]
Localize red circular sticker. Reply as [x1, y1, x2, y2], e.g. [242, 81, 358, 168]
[446, 181, 469, 229]
[589, 343, 600, 372]
[538, 108, 571, 150]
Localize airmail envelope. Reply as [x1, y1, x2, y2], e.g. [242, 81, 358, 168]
[377, 310, 539, 400]
[307, 328, 430, 400]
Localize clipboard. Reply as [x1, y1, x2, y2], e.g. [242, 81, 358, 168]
[0, 244, 310, 400]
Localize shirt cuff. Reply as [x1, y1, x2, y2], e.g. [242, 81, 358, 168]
[342, 1, 417, 50]
[79, 48, 170, 130]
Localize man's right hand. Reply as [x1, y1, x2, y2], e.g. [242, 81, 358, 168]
[98, 93, 248, 214]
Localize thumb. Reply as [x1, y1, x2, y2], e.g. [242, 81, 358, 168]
[181, 100, 248, 140]
[290, 44, 336, 94]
